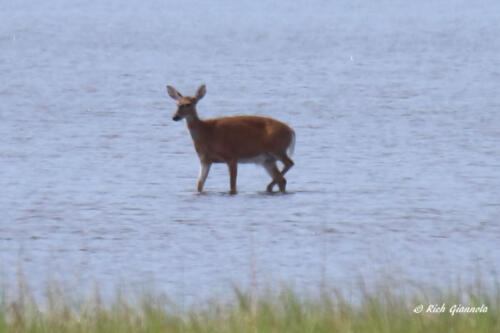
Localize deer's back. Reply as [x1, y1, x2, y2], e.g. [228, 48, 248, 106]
[198, 116, 293, 161]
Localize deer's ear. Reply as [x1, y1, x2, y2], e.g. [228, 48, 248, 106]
[167, 85, 183, 100]
[195, 84, 206, 101]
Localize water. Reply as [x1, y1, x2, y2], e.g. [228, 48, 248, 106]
[1, 0, 499, 302]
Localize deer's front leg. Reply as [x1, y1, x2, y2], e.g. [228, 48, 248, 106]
[227, 160, 238, 194]
[197, 161, 212, 192]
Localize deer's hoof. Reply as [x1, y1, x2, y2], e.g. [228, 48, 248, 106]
[278, 179, 287, 193]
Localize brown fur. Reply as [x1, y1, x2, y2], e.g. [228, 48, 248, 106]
[167, 84, 295, 194]
[190, 116, 293, 163]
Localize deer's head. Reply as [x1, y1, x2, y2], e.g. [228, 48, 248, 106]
[167, 84, 206, 121]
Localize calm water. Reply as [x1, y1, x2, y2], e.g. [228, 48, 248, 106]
[1, 0, 499, 302]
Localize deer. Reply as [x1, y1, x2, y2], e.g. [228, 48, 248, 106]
[167, 84, 295, 194]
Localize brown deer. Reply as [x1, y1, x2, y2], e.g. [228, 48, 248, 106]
[167, 84, 295, 194]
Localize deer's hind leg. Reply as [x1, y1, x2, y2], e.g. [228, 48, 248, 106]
[263, 160, 286, 193]
[278, 153, 294, 177]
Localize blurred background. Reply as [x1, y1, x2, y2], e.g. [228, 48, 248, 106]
[1, 0, 499, 303]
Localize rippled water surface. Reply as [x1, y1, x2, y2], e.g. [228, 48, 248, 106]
[1, 0, 499, 301]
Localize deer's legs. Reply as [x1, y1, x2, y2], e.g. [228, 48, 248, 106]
[264, 160, 286, 193]
[197, 161, 212, 192]
[264, 153, 294, 193]
[279, 154, 294, 177]
[227, 160, 238, 194]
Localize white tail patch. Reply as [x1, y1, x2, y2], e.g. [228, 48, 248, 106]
[287, 130, 296, 156]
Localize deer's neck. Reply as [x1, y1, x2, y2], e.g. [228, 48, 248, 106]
[185, 111, 204, 141]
